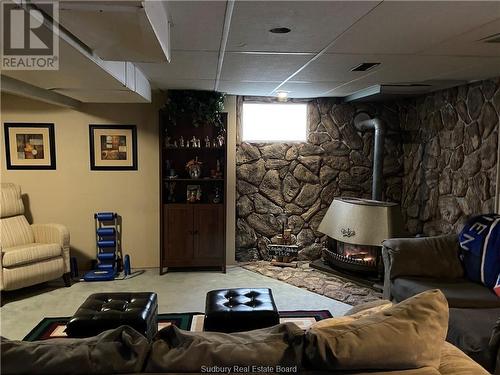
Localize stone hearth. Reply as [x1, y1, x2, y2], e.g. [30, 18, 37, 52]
[243, 261, 382, 306]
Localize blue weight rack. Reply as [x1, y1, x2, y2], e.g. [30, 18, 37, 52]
[83, 212, 122, 281]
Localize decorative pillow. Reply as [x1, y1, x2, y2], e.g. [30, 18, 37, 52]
[145, 322, 304, 373]
[0, 326, 150, 375]
[311, 300, 393, 329]
[459, 213, 500, 291]
[304, 289, 448, 371]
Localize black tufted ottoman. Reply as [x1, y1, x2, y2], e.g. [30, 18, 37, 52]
[204, 288, 279, 333]
[65, 292, 158, 339]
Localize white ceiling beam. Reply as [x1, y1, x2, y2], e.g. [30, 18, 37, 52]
[1, 75, 81, 109]
[143, 0, 171, 62]
[214, 0, 235, 92]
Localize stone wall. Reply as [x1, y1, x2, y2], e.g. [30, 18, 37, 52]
[399, 78, 499, 235]
[235, 99, 403, 261]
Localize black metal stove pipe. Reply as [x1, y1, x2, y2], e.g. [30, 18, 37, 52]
[353, 112, 386, 201]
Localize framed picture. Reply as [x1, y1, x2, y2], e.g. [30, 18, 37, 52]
[186, 185, 202, 203]
[3, 123, 56, 170]
[89, 125, 137, 170]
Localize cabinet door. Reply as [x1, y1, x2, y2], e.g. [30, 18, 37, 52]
[193, 205, 224, 261]
[164, 205, 194, 264]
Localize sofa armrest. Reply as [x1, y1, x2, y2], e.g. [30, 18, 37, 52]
[490, 317, 500, 375]
[381, 235, 463, 299]
[31, 224, 70, 273]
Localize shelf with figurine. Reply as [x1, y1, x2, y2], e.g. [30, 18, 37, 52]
[165, 135, 225, 150]
[159, 108, 227, 272]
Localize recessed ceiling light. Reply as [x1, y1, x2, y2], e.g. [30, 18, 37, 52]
[269, 27, 291, 34]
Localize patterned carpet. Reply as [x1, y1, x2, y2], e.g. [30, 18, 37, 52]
[24, 310, 333, 341]
[243, 261, 382, 305]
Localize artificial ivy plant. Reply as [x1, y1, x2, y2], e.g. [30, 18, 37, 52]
[164, 90, 225, 127]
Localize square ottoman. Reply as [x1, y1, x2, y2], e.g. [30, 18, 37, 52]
[204, 288, 279, 333]
[65, 292, 158, 339]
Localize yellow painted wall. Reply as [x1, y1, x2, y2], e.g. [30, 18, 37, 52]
[0, 93, 237, 269]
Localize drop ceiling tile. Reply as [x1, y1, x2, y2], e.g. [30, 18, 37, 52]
[221, 53, 310, 82]
[327, 1, 500, 55]
[227, 1, 379, 53]
[293, 54, 400, 82]
[364, 55, 500, 84]
[279, 81, 346, 98]
[138, 51, 218, 87]
[422, 18, 500, 57]
[168, 1, 226, 51]
[153, 79, 215, 91]
[424, 57, 500, 82]
[218, 81, 282, 96]
[59, 1, 166, 62]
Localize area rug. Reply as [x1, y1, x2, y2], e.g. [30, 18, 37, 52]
[243, 261, 382, 306]
[23, 310, 332, 341]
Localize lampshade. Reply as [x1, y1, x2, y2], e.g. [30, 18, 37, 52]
[318, 197, 403, 246]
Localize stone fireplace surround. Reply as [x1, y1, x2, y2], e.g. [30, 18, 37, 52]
[235, 79, 499, 262]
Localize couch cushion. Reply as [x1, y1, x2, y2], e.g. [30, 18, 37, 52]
[0, 326, 150, 375]
[438, 341, 490, 375]
[0, 215, 34, 248]
[1, 183, 24, 218]
[447, 307, 500, 372]
[145, 322, 304, 373]
[2, 243, 61, 268]
[383, 235, 464, 279]
[304, 289, 448, 372]
[392, 277, 500, 308]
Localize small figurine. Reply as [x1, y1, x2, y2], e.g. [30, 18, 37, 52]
[179, 136, 185, 148]
[213, 187, 221, 204]
[205, 136, 211, 148]
[167, 182, 176, 203]
[173, 140, 178, 148]
[217, 134, 224, 147]
[212, 139, 218, 148]
[197, 138, 201, 148]
[191, 136, 197, 148]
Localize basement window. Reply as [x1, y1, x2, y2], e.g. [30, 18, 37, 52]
[242, 102, 307, 142]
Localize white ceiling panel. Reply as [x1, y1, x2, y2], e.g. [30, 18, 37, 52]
[361, 55, 500, 85]
[327, 1, 500, 55]
[59, 1, 167, 62]
[226, 1, 379, 53]
[293, 54, 400, 82]
[279, 81, 346, 98]
[139, 51, 218, 86]
[425, 57, 500, 82]
[423, 18, 500, 57]
[218, 81, 282, 96]
[221, 53, 311, 82]
[168, 1, 226, 51]
[153, 79, 215, 91]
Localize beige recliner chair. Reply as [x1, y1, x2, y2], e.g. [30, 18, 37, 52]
[0, 183, 70, 291]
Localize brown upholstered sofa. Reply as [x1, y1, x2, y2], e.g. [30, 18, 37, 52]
[1, 290, 490, 374]
[382, 235, 500, 374]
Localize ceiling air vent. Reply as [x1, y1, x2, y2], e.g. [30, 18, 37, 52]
[351, 62, 380, 72]
[480, 33, 500, 43]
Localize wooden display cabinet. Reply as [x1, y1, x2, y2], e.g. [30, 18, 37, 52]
[159, 111, 227, 273]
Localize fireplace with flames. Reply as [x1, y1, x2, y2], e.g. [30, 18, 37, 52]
[318, 197, 402, 278]
[316, 113, 403, 279]
[323, 241, 381, 275]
